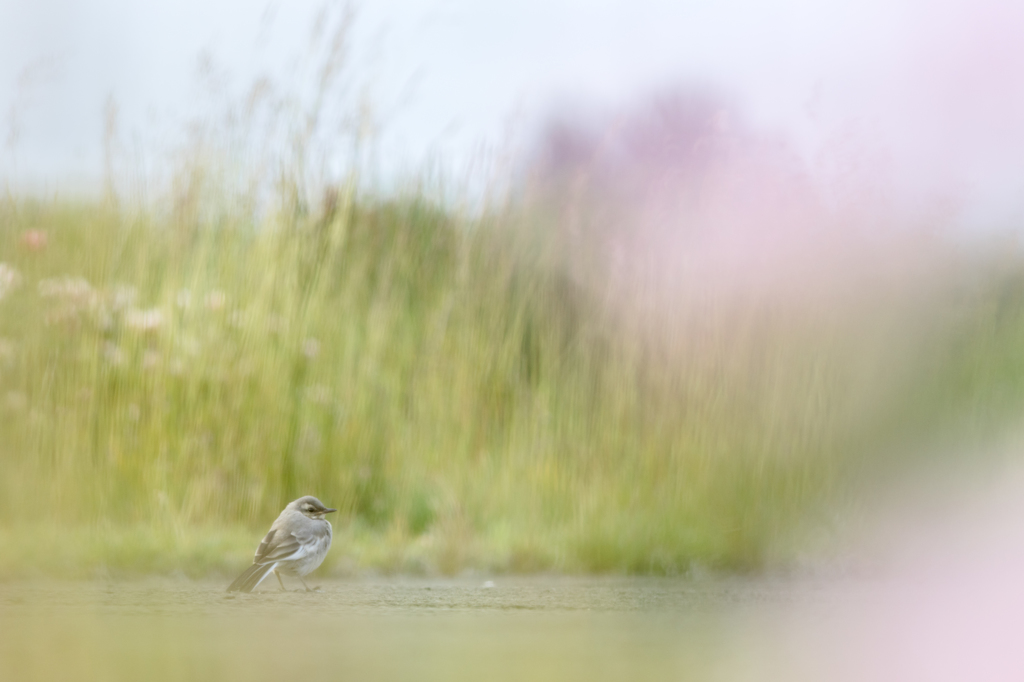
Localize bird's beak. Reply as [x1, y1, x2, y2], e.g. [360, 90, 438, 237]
[324, 508, 337, 514]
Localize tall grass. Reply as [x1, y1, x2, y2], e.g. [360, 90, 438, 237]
[2, 180, 1022, 579]
[3, 9, 1024, 577]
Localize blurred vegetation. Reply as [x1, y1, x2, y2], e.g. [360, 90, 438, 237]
[2, 183, 1024, 579]
[3, 6, 1024, 579]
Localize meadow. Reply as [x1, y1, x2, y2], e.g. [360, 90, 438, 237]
[2, 156, 1024, 580]
[3, 10, 1024, 577]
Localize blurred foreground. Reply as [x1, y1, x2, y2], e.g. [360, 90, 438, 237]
[8, 460, 1024, 682]
[0, 576, 830, 682]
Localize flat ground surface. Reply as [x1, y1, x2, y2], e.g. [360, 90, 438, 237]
[0, 576, 878, 682]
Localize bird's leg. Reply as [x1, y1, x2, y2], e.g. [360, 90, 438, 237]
[299, 576, 320, 592]
[274, 569, 288, 592]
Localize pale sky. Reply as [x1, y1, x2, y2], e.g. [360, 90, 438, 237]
[2, 0, 1022, 225]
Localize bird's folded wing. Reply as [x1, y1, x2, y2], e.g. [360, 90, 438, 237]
[253, 526, 317, 565]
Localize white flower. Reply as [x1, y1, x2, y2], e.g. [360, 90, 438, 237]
[37, 276, 99, 325]
[111, 285, 137, 312]
[38, 276, 92, 300]
[125, 308, 164, 332]
[0, 263, 21, 301]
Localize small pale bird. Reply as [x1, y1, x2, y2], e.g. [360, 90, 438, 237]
[227, 496, 336, 593]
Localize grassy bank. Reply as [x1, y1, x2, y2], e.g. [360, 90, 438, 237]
[1, 188, 1023, 578]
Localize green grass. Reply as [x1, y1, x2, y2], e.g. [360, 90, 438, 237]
[1, 189, 1024, 578]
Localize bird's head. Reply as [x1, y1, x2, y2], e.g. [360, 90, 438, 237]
[289, 496, 337, 520]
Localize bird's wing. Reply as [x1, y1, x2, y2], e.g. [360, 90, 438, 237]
[252, 522, 319, 565]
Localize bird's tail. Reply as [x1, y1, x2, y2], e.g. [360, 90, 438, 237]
[226, 562, 277, 593]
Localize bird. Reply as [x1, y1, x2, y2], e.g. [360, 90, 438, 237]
[226, 495, 336, 593]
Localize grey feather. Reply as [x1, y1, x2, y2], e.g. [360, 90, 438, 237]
[226, 562, 277, 593]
